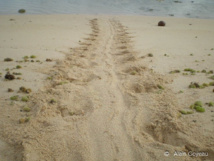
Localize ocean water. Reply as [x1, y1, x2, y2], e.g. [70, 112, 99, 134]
[0, 0, 214, 19]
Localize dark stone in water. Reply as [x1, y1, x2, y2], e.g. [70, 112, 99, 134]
[5, 72, 15, 80]
[158, 21, 166, 27]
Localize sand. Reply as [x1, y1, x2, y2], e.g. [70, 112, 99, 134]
[0, 14, 214, 161]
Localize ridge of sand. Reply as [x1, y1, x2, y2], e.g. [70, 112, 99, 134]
[0, 17, 214, 161]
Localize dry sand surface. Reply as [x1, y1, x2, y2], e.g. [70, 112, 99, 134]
[0, 15, 214, 161]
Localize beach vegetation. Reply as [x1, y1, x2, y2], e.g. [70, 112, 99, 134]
[4, 58, 13, 62]
[130, 71, 137, 75]
[179, 110, 194, 115]
[169, 70, 180, 74]
[178, 90, 184, 93]
[157, 84, 164, 90]
[30, 55, 36, 59]
[47, 76, 53, 80]
[58, 81, 68, 85]
[190, 53, 194, 56]
[19, 117, 30, 124]
[23, 106, 31, 112]
[206, 102, 214, 107]
[16, 65, 22, 69]
[194, 106, 205, 112]
[182, 73, 188, 75]
[184, 68, 196, 73]
[190, 101, 205, 112]
[23, 56, 29, 60]
[207, 70, 214, 74]
[13, 72, 22, 75]
[189, 82, 200, 88]
[5, 68, 10, 71]
[209, 75, 214, 80]
[69, 112, 75, 116]
[209, 82, 214, 86]
[148, 53, 153, 57]
[10, 95, 19, 101]
[201, 69, 206, 73]
[21, 96, 29, 102]
[50, 99, 57, 104]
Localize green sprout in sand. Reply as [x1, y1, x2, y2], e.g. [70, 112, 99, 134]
[10, 95, 19, 101]
[190, 101, 205, 112]
[30, 55, 36, 59]
[16, 65, 22, 69]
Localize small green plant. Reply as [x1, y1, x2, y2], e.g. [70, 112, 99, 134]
[5, 68, 10, 71]
[189, 82, 200, 88]
[184, 68, 196, 73]
[21, 96, 29, 102]
[190, 101, 205, 112]
[50, 99, 57, 104]
[58, 81, 68, 85]
[195, 101, 202, 107]
[201, 69, 206, 73]
[178, 90, 184, 93]
[16, 65, 22, 69]
[169, 70, 180, 74]
[157, 84, 164, 90]
[4, 58, 13, 62]
[190, 53, 194, 56]
[195, 106, 205, 112]
[148, 53, 153, 57]
[209, 82, 214, 86]
[23, 106, 31, 112]
[182, 73, 188, 75]
[130, 71, 137, 75]
[207, 102, 214, 107]
[23, 56, 29, 59]
[19, 117, 30, 124]
[211, 48, 214, 50]
[179, 110, 194, 115]
[207, 70, 214, 74]
[10, 95, 19, 101]
[47, 76, 53, 80]
[13, 72, 22, 75]
[30, 55, 36, 58]
[209, 75, 214, 80]
[69, 112, 75, 116]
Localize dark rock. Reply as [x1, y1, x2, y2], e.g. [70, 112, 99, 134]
[5, 72, 15, 80]
[158, 21, 166, 27]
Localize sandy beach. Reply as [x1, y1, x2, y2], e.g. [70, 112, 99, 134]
[0, 14, 214, 161]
